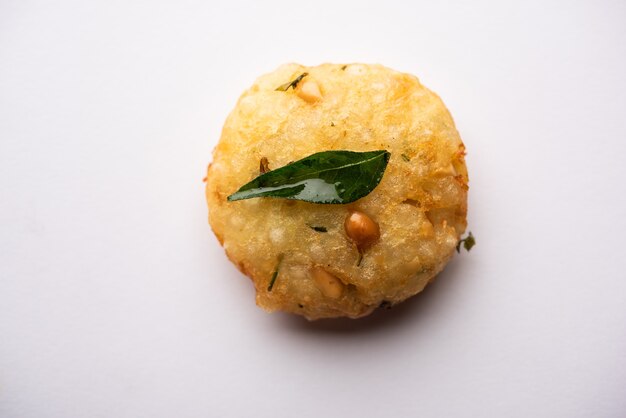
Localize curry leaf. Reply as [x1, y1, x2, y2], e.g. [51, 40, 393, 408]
[227, 150, 391, 204]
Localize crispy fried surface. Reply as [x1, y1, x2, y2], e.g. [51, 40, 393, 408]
[206, 63, 468, 319]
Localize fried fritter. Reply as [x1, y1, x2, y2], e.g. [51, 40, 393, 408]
[206, 63, 468, 319]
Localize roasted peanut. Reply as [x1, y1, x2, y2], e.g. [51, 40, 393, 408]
[344, 210, 380, 250]
[311, 267, 344, 299]
[297, 79, 322, 103]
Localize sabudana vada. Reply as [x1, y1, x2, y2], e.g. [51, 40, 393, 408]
[205, 63, 469, 320]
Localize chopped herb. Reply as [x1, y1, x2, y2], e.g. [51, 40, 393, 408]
[267, 255, 283, 291]
[267, 270, 278, 291]
[309, 225, 327, 232]
[456, 231, 476, 253]
[401, 153, 410, 162]
[275, 72, 308, 91]
[260, 157, 270, 174]
[228, 150, 391, 204]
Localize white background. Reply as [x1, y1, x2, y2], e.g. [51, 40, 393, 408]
[1, 1, 625, 417]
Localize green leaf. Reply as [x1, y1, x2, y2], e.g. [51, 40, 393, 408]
[227, 150, 391, 204]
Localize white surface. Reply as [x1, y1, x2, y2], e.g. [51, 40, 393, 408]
[1, 1, 625, 417]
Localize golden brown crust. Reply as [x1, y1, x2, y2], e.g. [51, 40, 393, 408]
[206, 63, 468, 319]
